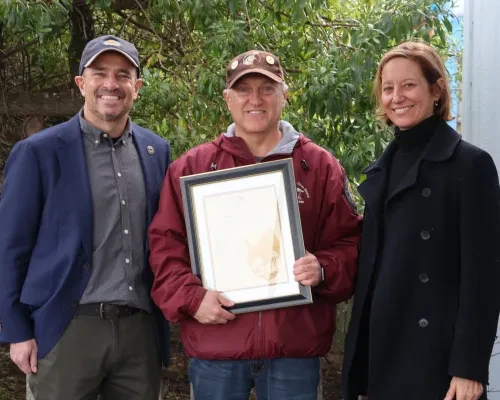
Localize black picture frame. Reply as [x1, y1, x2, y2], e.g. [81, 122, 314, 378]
[180, 159, 312, 314]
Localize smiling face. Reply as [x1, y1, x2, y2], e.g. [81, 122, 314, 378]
[380, 57, 441, 130]
[74, 51, 142, 129]
[223, 74, 287, 140]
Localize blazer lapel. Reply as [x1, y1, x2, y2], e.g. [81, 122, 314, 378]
[132, 127, 157, 225]
[55, 115, 93, 259]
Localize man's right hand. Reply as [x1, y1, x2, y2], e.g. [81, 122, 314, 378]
[194, 290, 236, 324]
[10, 339, 38, 374]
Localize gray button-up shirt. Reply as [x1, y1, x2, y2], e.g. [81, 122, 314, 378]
[78, 110, 151, 312]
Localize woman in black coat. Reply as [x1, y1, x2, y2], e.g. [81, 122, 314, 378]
[342, 41, 500, 400]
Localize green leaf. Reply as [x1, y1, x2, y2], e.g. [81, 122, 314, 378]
[443, 18, 453, 33]
[436, 26, 446, 45]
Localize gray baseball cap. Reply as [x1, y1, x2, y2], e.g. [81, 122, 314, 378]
[79, 35, 140, 76]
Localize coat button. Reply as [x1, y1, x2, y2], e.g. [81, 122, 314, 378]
[70, 300, 78, 308]
[418, 318, 429, 328]
[82, 262, 89, 269]
[419, 273, 429, 283]
[422, 188, 431, 197]
[420, 230, 430, 240]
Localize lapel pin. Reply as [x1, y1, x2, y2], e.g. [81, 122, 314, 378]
[147, 145, 155, 155]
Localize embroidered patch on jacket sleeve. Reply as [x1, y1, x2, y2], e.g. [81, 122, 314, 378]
[343, 176, 358, 214]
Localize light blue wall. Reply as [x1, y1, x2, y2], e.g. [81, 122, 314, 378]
[446, 15, 463, 130]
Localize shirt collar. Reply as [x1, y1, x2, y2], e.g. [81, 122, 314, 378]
[79, 108, 132, 146]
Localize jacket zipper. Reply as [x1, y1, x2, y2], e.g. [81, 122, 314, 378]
[257, 311, 263, 358]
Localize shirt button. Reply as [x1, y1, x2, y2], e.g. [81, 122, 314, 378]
[112, 148, 115, 152]
[124, 229, 129, 235]
[125, 258, 130, 264]
[117, 172, 122, 177]
[121, 200, 126, 205]
[422, 188, 431, 197]
[419, 273, 429, 283]
[94, 140, 99, 144]
[420, 230, 430, 240]
[128, 286, 133, 291]
[418, 318, 429, 328]
[103, 134, 108, 138]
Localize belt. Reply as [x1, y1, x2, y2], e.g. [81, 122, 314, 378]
[75, 303, 143, 319]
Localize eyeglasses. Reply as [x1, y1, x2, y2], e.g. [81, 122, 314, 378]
[231, 84, 279, 98]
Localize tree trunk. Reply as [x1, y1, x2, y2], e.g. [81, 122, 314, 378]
[69, 0, 94, 79]
[0, 22, 5, 84]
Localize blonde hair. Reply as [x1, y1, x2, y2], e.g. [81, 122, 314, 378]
[373, 41, 453, 125]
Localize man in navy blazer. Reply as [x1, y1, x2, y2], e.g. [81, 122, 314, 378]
[0, 35, 170, 399]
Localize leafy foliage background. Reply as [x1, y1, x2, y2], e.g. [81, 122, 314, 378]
[0, 0, 460, 186]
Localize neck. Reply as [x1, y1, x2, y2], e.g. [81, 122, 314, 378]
[83, 105, 128, 138]
[236, 128, 282, 157]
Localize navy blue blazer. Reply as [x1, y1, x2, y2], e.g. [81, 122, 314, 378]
[0, 114, 171, 365]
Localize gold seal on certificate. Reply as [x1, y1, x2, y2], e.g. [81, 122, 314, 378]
[180, 159, 312, 314]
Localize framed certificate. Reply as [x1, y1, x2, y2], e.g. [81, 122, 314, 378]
[180, 159, 312, 314]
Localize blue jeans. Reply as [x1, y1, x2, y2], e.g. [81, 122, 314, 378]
[188, 357, 320, 400]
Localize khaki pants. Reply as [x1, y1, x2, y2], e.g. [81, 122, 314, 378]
[28, 312, 162, 400]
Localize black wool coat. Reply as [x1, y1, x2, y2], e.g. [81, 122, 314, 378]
[342, 121, 500, 400]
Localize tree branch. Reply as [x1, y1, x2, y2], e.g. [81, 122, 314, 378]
[0, 39, 38, 61]
[69, 0, 94, 78]
[113, 9, 185, 57]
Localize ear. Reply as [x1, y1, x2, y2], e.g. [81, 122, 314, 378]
[433, 77, 446, 101]
[223, 89, 231, 111]
[74, 75, 86, 97]
[133, 78, 143, 100]
[281, 87, 288, 106]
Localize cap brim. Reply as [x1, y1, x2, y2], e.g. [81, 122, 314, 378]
[227, 69, 283, 88]
[83, 49, 139, 71]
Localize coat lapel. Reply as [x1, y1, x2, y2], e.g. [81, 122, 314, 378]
[385, 157, 422, 204]
[358, 140, 397, 218]
[422, 121, 461, 162]
[132, 126, 157, 225]
[385, 121, 462, 204]
[55, 115, 93, 259]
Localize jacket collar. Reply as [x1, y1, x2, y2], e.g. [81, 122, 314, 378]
[358, 120, 462, 223]
[362, 120, 461, 175]
[420, 120, 461, 162]
[57, 114, 81, 144]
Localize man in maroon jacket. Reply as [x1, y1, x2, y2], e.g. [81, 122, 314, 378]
[149, 50, 362, 399]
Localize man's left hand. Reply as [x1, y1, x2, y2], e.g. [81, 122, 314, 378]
[293, 251, 322, 287]
[444, 377, 483, 400]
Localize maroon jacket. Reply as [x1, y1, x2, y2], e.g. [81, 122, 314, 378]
[149, 132, 362, 359]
